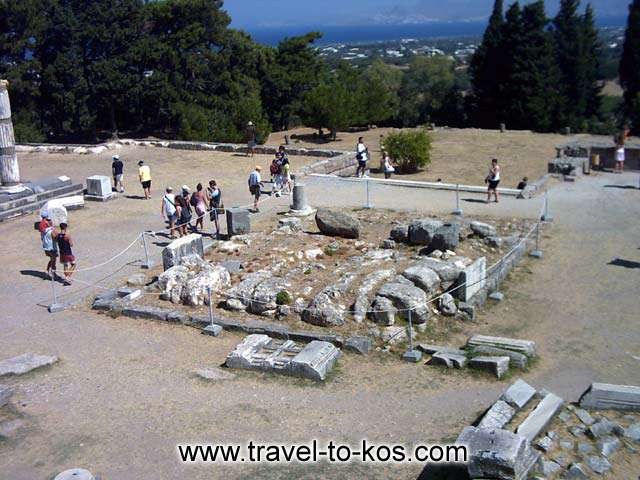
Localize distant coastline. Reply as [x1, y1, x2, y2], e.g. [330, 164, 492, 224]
[237, 16, 627, 46]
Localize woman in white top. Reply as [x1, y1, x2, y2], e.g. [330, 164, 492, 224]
[615, 126, 629, 173]
[383, 153, 395, 179]
[355, 137, 368, 178]
[486, 158, 501, 203]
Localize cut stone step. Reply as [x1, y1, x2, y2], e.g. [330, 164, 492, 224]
[471, 345, 528, 370]
[430, 352, 467, 369]
[579, 383, 640, 412]
[477, 400, 515, 430]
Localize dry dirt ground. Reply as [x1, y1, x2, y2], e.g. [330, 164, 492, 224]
[0, 137, 639, 479]
[269, 127, 623, 187]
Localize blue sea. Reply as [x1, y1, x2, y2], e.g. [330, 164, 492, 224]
[240, 16, 627, 46]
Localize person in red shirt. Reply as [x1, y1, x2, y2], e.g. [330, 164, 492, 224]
[56, 223, 76, 285]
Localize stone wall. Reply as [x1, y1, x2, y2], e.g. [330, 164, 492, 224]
[561, 140, 640, 171]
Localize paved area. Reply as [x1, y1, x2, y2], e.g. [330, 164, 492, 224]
[0, 160, 639, 479]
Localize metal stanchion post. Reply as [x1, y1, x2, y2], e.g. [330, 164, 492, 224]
[203, 286, 222, 336]
[365, 178, 373, 209]
[402, 309, 422, 363]
[452, 183, 463, 216]
[530, 221, 543, 259]
[47, 276, 65, 313]
[542, 190, 554, 222]
[141, 232, 154, 269]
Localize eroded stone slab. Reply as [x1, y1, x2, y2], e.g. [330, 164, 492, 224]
[467, 335, 536, 357]
[0, 353, 58, 377]
[501, 379, 537, 409]
[456, 257, 486, 302]
[478, 400, 516, 430]
[516, 392, 564, 442]
[225, 334, 340, 381]
[579, 383, 640, 411]
[430, 352, 467, 369]
[162, 234, 204, 271]
[471, 345, 528, 370]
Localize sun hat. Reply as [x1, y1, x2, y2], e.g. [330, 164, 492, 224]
[255, 165, 262, 171]
[181, 185, 190, 192]
[248, 121, 254, 126]
[112, 154, 120, 160]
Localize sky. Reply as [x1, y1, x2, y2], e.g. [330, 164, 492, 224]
[225, 0, 629, 28]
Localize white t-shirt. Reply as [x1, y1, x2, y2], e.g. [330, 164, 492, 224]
[616, 147, 625, 162]
[357, 143, 368, 162]
[249, 171, 261, 186]
[490, 165, 501, 181]
[163, 193, 176, 216]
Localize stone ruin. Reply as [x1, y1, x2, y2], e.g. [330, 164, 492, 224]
[441, 379, 640, 480]
[225, 334, 341, 381]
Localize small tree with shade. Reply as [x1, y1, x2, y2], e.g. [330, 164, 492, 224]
[382, 129, 432, 174]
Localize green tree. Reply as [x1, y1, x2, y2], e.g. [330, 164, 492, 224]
[359, 59, 402, 126]
[301, 77, 353, 140]
[620, 0, 640, 132]
[582, 4, 602, 120]
[0, 0, 46, 141]
[469, 0, 505, 128]
[262, 32, 325, 131]
[382, 129, 432, 173]
[398, 56, 456, 127]
[501, 1, 559, 131]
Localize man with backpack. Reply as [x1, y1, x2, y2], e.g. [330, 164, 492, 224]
[248, 166, 263, 213]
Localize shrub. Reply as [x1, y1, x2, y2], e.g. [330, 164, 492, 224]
[13, 112, 45, 143]
[382, 129, 432, 173]
[276, 290, 292, 305]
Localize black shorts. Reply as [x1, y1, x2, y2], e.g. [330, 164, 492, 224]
[358, 160, 367, 168]
[250, 185, 261, 199]
[488, 180, 500, 190]
[142, 180, 151, 189]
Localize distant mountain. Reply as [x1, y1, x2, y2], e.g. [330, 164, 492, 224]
[365, 0, 629, 26]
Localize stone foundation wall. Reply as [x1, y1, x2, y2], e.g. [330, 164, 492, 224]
[561, 140, 640, 171]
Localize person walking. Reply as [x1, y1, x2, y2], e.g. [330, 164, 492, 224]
[383, 152, 395, 179]
[56, 223, 76, 285]
[281, 157, 292, 194]
[486, 158, 501, 203]
[246, 121, 257, 158]
[614, 127, 629, 173]
[41, 217, 58, 280]
[248, 166, 263, 213]
[192, 183, 208, 232]
[207, 180, 223, 238]
[161, 187, 178, 238]
[138, 160, 152, 199]
[176, 186, 192, 237]
[112, 155, 124, 193]
[355, 137, 369, 178]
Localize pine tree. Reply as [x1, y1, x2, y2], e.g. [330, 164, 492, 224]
[620, 0, 640, 133]
[501, 1, 559, 131]
[469, 0, 505, 128]
[582, 4, 602, 120]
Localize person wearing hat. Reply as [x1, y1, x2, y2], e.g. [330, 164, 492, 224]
[138, 160, 152, 200]
[248, 165, 263, 212]
[246, 121, 257, 158]
[175, 185, 192, 237]
[112, 155, 124, 193]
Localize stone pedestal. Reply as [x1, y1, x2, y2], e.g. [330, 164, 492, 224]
[226, 208, 251, 236]
[162, 233, 204, 271]
[288, 183, 315, 216]
[85, 175, 114, 201]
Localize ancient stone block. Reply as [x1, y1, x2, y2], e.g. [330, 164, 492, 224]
[0, 384, 11, 408]
[389, 224, 408, 243]
[501, 379, 536, 409]
[472, 346, 528, 370]
[352, 269, 395, 323]
[455, 257, 486, 302]
[162, 234, 204, 271]
[579, 382, 640, 411]
[516, 392, 564, 442]
[597, 436, 621, 457]
[315, 208, 360, 239]
[0, 353, 58, 377]
[470, 221, 497, 238]
[402, 263, 440, 294]
[586, 455, 611, 474]
[417, 344, 466, 356]
[430, 352, 467, 369]
[377, 282, 429, 324]
[457, 426, 539, 480]
[226, 208, 251, 236]
[85, 175, 112, 200]
[430, 222, 461, 251]
[470, 356, 510, 379]
[478, 400, 516, 430]
[344, 336, 372, 355]
[408, 219, 443, 245]
[225, 335, 340, 381]
[121, 305, 169, 322]
[467, 335, 536, 357]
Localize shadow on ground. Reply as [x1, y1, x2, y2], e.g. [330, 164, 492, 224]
[603, 185, 639, 190]
[416, 463, 470, 480]
[20, 269, 67, 284]
[608, 258, 640, 269]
